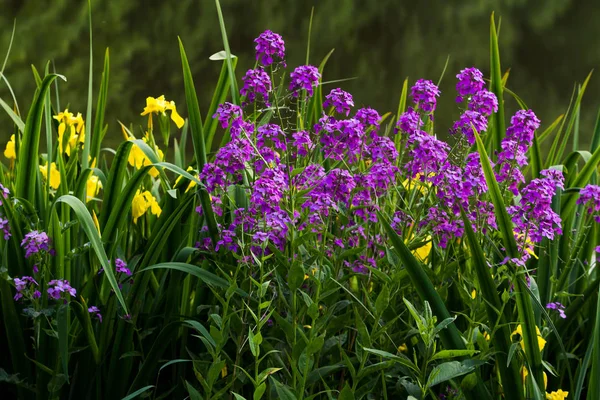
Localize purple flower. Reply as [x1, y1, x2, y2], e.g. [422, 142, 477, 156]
[292, 130, 314, 157]
[0, 183, 9, 206]
[395, 107, 423, 136]
[455, 67, 485, 102]
[115, 258, 132, 276]
[596, 246, 600, 254]
[577, 185, 600, 215]
[13, 276, 39, 301]
[505, 109, 541, 152]
[213, 102, 242, 129]
[21, 231, 51, 258]
[420, 207, 464, 248]
[216, 228, 239, 252]
[468, 89, 498, 116]
[369, 136, 398, 162]
[0, 217, 10, 240]
[257, 124, 286, 151]
[405, 134, 450, 178]
[463, 153, 488, 195]
[88, 306, 103, 323]
[289, 65, 320, 97]
[355, 107, 381, 131]
[241, 68, 272, 105]
[546, 302, 566, 319]
[200, 163, 226, 193]
[254, 30, 285, 66]
[323, 88, 354, 116]
[47, 279, 76, 301]
[345, 256, 376, 274]
[321, 168, 356, 205]
[451, 110, 488, 145]
[320, 118, 365, 162]
[411, 79, 440, 113]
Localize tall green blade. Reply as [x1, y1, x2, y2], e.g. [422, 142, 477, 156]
[489, 13, 506, 156]
[82, 0, 94, 170]
[90, 48, 110, 164]
[214, 0, 239, 105]
[204, 55, 238, 152]
[587, 285, 600, 399]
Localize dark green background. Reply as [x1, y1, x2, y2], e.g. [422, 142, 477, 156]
[1, 0, 599, 150]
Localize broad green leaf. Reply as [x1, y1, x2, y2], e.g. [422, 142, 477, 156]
[427, 360, 485, 388]
[431, 350, 479, 361]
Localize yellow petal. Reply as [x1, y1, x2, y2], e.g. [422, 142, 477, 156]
[131, 190, 149, 224]
[4, 134, 16, 160]
[92, 210, 101, 235]
[86, 175, 102, 202]
[168, 102, 185, 128]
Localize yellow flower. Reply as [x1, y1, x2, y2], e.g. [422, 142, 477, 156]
[4, 134, 16, 160]
[141, 95, 185, 129]
[546, 389, 568, 400]
[511, 324, 546, 352]
[471, 289, 477, 299]
[521, 367, 547, 389]
[402, 173, 434, 195]
[515, 231, 538, 259]
[483, 331, 490, 341]
[398, 343, 408, 353]
[86, 174, 102, 202]
[221, 365, 228, 378]
[54, 109, 85, 156]
[127, 134, 164, 178]
[39, 162, 61, 189]
[92, 210, 101, 235]
[132, 190, 162, 224]
[411, 235, 432, 262]
[174, 166, 198, 193]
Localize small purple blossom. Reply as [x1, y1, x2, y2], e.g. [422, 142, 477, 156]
[254, 30, 285, 66]
[289, 65, 320, 97]
[355, 107, 381, 131]
[546, 302, 566, 319]
[411, 79, 440, 113]
[395, 107, 423, 136]
[292, 130, 314, 157]
[13, 276, 40, 301]
[115, 258, 132, 276]
[323, 88, 354, 116]
[468, 89, 498, 116]
[451, 110, 488, 145]
[88, 306, 103, 323]
[0, 217, 10, 240]
[213, 102, 242, 129]
[257, 124, 286, 151]
[21, 231, 51, 258]
[241, 68, 272, 105]
[455, 67, 485, 102]
[0, 183, 9, 206]
[47, 279, 76, 301]
[577, 185, 600, 215]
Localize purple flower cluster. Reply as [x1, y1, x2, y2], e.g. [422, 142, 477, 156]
[355, 107, 381, 132]
[241, 68, 272, 105]
[0, 217, 10, 240]
[254, 30, 285, 66]
[88, 306, 103, 323]
[47, 279, 76, 301]
[292, 130, 314, 157]
[405, 135, 449, 179]
[213, 102, 242, 129]
[257, 124, 286, 151]
[13, 276, 40, 301]
[115, 258, 132, 276]
[420, 207, 464, 248]
[577, 184, 600, 221]
[21, 230, 51, 258]
[546, 302, 566, 319]
[289, 65, 320, 97]
[468, 89, 498, 116]
[455, 67, 485, 102]
[395, 107, 423, 136]
[411, 79, 440, 113]
[323, 88, 354, 116]
[0, 183, 9, 206]
[451, 110, 488, 145]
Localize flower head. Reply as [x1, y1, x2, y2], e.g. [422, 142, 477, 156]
[132, 190, 162, 223]
[355, 107, 381, 131]
[395, 107, 423, 136]
[21, 231, 51, 258]
[468, 89, 498, 116]
[241, 68, 272, 105]
[546, 302, 566, 319]
[0, 217, 11, 240]
[455, 67, 485, 102]
[39, 162, 61, 189]
[88, 306, 103, 323]
[140, 95, 185, 129]
[577, 184, 600, 216]
[13, 276, 40, 301]
[47, 279, 76, 301]
[411, 79, 440, 113]
[115, 258, 132, 276]
[546, 389, 568, 400]
[254, 30, 285, 66]
[54, 109, 85, 156]
[323, 88, 354, 116]
[289, 65, 320, 97]
[86, 174, 102, 202]
[511, 324, 546, 352]
[451, 110, 488, 145]
[4, 134, 16, 160]
[213, 102, 242, 129]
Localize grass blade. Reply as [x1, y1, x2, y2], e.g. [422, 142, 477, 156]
[82, 0, 94, 169]
[204, 55, 238, 152]
[214, 0, 239, 105]
[90, 48, 110, 164]
[489, 12, 506, 155]
[587, 284, 600, 399]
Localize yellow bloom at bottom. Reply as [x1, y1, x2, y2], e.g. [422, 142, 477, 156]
[546, 389, 568, 400]
[39, 162, 61, 189]
[512, 324, 546, 352]
[86, 174, 102, 202]
[521, 367, 547, 389]
[398, 343, 408, 353]
[132, 190, 162, 224]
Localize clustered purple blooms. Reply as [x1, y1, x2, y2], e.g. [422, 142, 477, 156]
[257, 124, 286, 151]
[355, 107, 382, 132]
[21, 230, 51, 258]
[115, 258, 132, 276]
[577, 184, 600, 222]
[88, 306, 103, 323]
[410, 79, 440, 114]
[254, 30, 286, 67]
[455, 67, 485, 102]
[0, 217, 10, 240]
[451, 110, 488, 145]
[213, 102, 242, 129]
[292, 130, 314, 157]
[241, 68, 272, 105]
[546, 302, 566, 319]
[323, 88, 354, 116]
[289, 65, 320, 97]
[13, 276, 40, 301]
[395, 107, 423, 137]
[0, 183, 9, 206]
[47, 279, 76, 301]
[468, 89, 498, 116]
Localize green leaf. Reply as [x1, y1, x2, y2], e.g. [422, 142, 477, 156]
[214, 0, 239, 105]
[375, 284, 390, 315]
[339, 383, 355, 400]
[0, 97, 24, 132]
[587, 284, 600, 400]
[54, 195, 127, 313]
[90, 48, 110, 164]
[427, 360, 485, 388]
[185, 381, 203, 400]
[16, 73, 66, 200]
[362, 348, 418, 372]
[204, 54, 238, 151]
[121, 385, 154, 400]
[561, 144, 600, 218]
[269, 377, 297, 400]
[431, 350, 479, 361]
[489, 12, 505, 155]
[253, 383, 266, 400]
[82, 0, 94, 170]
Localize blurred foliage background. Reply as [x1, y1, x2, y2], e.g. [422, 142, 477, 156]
[1, 0, 599, 150]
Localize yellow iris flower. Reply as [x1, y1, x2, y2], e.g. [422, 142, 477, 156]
[409, 234, 432, 262]
[125, 131, 164, 179]
[132, 190, 162, 224]
[511, 324, 546, 352]
[4, 134, 16, 160]
[141, 95, 185, 129]
[546, 390, 568, 400]
[521, 367, 547, 389]
[174, 166, 197, 192]
[54, 109, 85, 156]
[39, 162, 61, 189]
[86, 174, 102, 202]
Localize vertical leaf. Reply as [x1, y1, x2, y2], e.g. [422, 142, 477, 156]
[214, 0, 239, 105]
[489, 13, 506, 156]
[91, 48, 110, 164]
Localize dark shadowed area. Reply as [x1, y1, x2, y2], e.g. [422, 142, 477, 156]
[1, 0, 599, 150]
